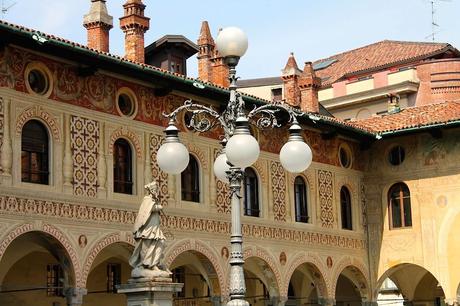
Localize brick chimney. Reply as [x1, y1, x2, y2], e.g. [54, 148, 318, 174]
[281, 52, 302, 107]
[83, 0, 113, 52]
[211, 52, 230, 87]
[119, 0, 150, 63]
[298, 62, 321, 113]
[197, 21, 215, 83]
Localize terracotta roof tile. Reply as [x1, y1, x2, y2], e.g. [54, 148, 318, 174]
[3, 20, 460, 137]
[314, 40, 456, 86]
[349, 101, 460, 133]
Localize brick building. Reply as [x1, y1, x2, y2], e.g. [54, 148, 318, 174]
[238, 40, 460, 120]
[0, 1, 459, 306]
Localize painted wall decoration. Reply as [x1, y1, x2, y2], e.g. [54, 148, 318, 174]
[216, 179, 231, 214]
[0, 195, 365, 250]
[214, 148, 231, 214]
[70, 116, 99, 197]
[0, 46, 365, 169]
[318, 170, 334, 228]
[271, 161, 287, 222]
[0, 97, 4, 172]
[149, 134, 168, 206]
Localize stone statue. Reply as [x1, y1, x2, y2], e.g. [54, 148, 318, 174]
[129, 181, 171, 279]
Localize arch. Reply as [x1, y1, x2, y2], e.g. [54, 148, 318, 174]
[243, 246, 282, 298]
[108, 127, 142, 158]
[164, 239, 227, 297]
[375, 263, 445, 304]
[15, 105, 61, 141]
[0, 223, 82, 287]
[252, 160, 267, 184]
[184, 141, 208, 170]
[331, 256, 370, 300]
[438, 207, 460, 299]
[81, 232, 134, 287]
[283, 251, 330, 298]
[335, 176, 359, 203]
[289, 171, 314, 189]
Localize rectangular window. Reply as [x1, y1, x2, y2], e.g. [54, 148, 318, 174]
[47, 264, 63, 296]
[173, 267, 185, 297]
[390, 197, 402, 228]
[403, 197, 412, 227]
[271, 88, 282, 101]
[107, 263, 121, 293]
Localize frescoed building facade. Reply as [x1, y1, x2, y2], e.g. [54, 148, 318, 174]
[0, 1, 459, 306]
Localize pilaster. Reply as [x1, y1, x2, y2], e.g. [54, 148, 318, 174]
[1, 98, 12, 184]
[97, 122, 107, 198]
[63, 113, 73, 193]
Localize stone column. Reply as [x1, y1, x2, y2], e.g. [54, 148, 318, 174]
[210, 295, 221, 306]
[65, 287, 87, 306]
[275, 296, 288, 306]
[318, 297, 336, 306]
[362, 301, 378, 306]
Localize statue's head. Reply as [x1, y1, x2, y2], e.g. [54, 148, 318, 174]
[144, 181, 159, 198]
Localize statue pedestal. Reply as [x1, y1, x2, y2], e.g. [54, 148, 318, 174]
[118, 278, 183, 306]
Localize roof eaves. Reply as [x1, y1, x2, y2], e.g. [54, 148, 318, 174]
[340, 45, 457, 79]
[378, 119, 460, 138]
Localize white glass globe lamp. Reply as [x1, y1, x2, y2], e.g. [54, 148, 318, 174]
[226, 117, 260, 168]
[280, 123, 312, 173]
[215, 27, 248, 59]
[157, 121, 190, 174]
[214, 151, 231, 182]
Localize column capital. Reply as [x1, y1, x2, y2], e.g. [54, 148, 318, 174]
[445, 298, 458, 306]
[318, 297, 336, 306]
[65, 287, 87, 306]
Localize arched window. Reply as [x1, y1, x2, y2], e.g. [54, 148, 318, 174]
[21, 120, 49, 184]
[181, 154, 200, 202]
[113, 138, 133, 194]
[388, 183, 412, 229]
[294, 176, 309, 223]
[340, 186, 352, 230]
[244, 168, 259, 217]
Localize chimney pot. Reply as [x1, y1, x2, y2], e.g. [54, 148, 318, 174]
[119, 0, 150, 63]
[83, 0, 113, 52]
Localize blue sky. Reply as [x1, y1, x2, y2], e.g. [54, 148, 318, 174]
[2, 0, 460, 79]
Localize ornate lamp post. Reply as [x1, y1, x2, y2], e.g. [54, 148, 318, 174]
[156, 27, 313, 306]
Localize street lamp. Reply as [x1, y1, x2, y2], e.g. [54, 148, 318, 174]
[156, 27, 312, 306]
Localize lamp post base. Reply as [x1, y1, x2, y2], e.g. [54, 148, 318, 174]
[118, 278, 183, 306]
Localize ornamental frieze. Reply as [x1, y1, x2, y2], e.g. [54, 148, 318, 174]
[0, 195, 365, 250]
[0, 46, 364, 162]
